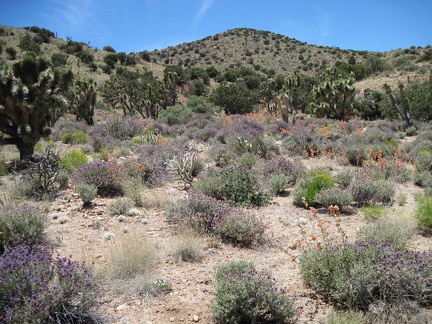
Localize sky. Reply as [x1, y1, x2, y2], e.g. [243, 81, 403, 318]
[1, 0, 431, 54]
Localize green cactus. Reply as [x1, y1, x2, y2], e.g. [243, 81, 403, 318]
[383, 82, 412, 127]
[70, 78, 97, 125]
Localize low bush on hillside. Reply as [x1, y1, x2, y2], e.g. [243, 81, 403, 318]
[292, 170, 335, 207]
[0, 243, 101, 323]
[212, 260, 296, 323]
[59, 148, 89, 171]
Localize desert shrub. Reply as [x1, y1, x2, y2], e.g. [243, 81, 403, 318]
[415, 151, 432, 172]
[415, 195, 432, 233]
[357, 217, 412, 249]
[108, 197, 134, 215]
[59, 149, 89, 171]
[207, 144, 236, 167]
[193, 166, 270, 207]
[335, 170, 354, 189]
[60, 129, 88, 144]
[256, 156, 301, 186]
[360, 205, 385, 220]
[169, 230, 204, 263]
[0, 244, 100, 323]
[413, 171, 432, 188]
[300, 241, 432, 311]
[212, 260, 296, 323]
[348, 176, 395, 206]
[342, 146, 368, 166]
[0, 159, 6, 176]
[165, 193, 231, 233]
[158, 104, 194, 125]
[315, 187, 353, 210]
[292, 170, 335, 207]
[212, 209, 265, 247]
[266, 174, 292, 196]
[95, 117, 144, 141]
[72, 161, 126, 196]
[0, 205, 45, 253]
[186, 95, 223, 114]
[75, 182, 98, 206]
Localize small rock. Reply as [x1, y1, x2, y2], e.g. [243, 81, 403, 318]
[121, 227, 129, 233]
[192, 315, 200, 322]
[170, 317, 175, 322]
[51, 212, 64, 220]
[117, 215, 127, 222]
[116, 303, 129, 311]
[127, 208, 143, 216]
[103, 232, 115, 240]
[296, 217, 308, 226]
[57, 215, 69, 224]
[140, 218, 149, 224]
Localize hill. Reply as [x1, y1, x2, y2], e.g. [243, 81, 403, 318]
[1, 25, 430, 95]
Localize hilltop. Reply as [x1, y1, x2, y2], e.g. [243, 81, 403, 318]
[1, 25, 430, 94]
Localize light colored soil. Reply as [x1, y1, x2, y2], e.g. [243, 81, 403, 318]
[26, 154, 425, 324]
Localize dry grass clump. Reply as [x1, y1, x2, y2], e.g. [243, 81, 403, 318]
[169, 229, 205, 263]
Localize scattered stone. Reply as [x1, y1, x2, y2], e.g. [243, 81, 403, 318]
[296, 217, 308, 226]
[57, 215, 69, 224]
[170, 317, 175, 322]
[127, 207, 143, 216]
[116, 303, 129, 311]
[51, 212, 64, 220]
[103, 232, 115, 240]
[140, 218, 149, 224]
[121, 227, 129, 233]
[117, 215, 127, 222]
[192, 315, 200, 322]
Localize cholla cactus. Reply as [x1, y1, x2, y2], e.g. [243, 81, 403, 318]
[167, 152, 201, 187]
[141, 131, 160, 145]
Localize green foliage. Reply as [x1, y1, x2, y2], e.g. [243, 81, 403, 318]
[75, 182, 98, 206]
[158, 104, 194, 125]
[210, 83, 260, 115]
[292, 170, 335, 207]
[70, 78, 97, 126]
[312, 70, 356, 121]
[0, 205, 46, 253]
[59, 149, 89, 171]
[5, 47, 17, 60]
[0, 56, 73, 160]
[18, 34, 41, 53]
[415, 195, 432, 233]
[212, 260, 296, 323]
[51, 52, 68, 67]
[186, 95, 222, 114]
[360, 204, 385, 220]
[60, 130, 89, 144]
[193, 166, 270, 207]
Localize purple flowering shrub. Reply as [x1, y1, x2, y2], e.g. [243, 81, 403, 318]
[165, 193, 231, 233]
[300, 241, 432, 311]
[0, 205, 46, 253]
[72, 161, 126, 196]
[212, 209, 265, 247]
[0, 244, 101, 323]
[212, 260, 296, 323]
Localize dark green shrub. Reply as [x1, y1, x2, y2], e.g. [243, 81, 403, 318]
[212, 210, 265, 247]
[0, 205, 45, 253]
[193, 166, 270, 207]
[416, 195, 432, 233]
[0, 244, 101, 323]
[292, 171, 335, 207]
[51, 53, 68, 67]
[212, 260, 296, 323]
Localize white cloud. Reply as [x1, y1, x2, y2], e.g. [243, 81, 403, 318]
[193, 0, 215, 26]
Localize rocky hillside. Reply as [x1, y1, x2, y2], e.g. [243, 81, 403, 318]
[0, 25, 431, 93]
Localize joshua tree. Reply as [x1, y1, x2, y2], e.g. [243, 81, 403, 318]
[383, 82, 412, 127]
[312, 70, 356, 121]
[70, 78, 97, 125]
[0, 56, 72, 160]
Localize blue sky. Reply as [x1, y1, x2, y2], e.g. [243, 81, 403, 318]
[1, 0, 431, 53]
